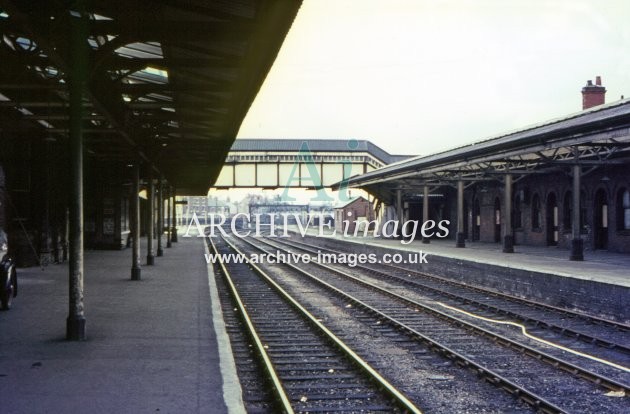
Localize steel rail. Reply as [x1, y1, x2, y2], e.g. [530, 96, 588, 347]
[208, 237, 294, 414]
[250, 237, 630, 393]
[256, 236, 630, 392]
[216, 235, 424, 414]
[279, 236, 630, 332]
[239, 236, 567, 414]
[269, 236, 630, 354]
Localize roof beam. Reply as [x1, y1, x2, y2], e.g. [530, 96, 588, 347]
[546, 159, 626, 166]
[0, 101, 94, 108]
[89, 20, 256, 41]
[0, 1, 160, 170]
[21, 114, 106, 120]
[101, 56, 240, 72]
[119, 83, 232, 94]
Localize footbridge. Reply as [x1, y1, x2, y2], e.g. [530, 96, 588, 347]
[213, 138, 410, 189]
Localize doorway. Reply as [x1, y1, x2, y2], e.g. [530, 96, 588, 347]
[472, 198, 480, 241]
[463, 200, 469, 240]
[494, 197, 501, 243]
[546, 192, 558, 246]
[594, 189, 608, 249]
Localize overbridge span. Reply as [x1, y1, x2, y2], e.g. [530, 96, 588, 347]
[213, 138, 410, 189]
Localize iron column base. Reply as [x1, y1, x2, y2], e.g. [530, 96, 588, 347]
[167, 240, 172, 248]
[131, 267, 141, 281]
[157, 248, 164, 257]
[66, 315, 86, 341]
[503, 235, 514, 253]
[456, 232, 466, 248]
[171, 228, 178, 243]
[570, 239, 584, 261]
[147, 255, 155, 265]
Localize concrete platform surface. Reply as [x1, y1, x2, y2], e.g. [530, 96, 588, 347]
[362, 237, 630, 288]
[0, 236, 243, 414]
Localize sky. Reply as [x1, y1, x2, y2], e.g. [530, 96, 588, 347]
[237, 0, 630, 158]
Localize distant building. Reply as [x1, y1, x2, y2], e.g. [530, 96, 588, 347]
[334, 196, 375, 235]
[183, 196, 230, 224]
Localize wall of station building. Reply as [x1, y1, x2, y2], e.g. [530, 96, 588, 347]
[401, 164, 630, 253]
[0, 130, 70, 266]
[0, 129, 141, 266]
[457, 165, 630, 253]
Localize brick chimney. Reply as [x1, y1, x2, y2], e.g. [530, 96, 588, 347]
[581, 76, 606, 109]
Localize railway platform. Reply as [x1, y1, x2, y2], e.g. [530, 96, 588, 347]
[0, 235, 243, 414]
[284, 226, 630, 322]
[348, 236, 630, 287]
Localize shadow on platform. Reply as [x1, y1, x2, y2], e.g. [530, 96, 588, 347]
[0, 236, 240, 414]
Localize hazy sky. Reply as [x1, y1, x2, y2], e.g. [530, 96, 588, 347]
[237, 0, 630, 157]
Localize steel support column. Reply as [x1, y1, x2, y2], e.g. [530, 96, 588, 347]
[456, 180, 465, 247]
[570, 162, 584, 261]
[66, 7, 87, 340]
[166, 187, 172, 248]
[422, 185, 430, 244]
[146, 172, 155, 265]
[171, 187, 178, 242]
[157, 178, 164, 257]
[131, 164, 141, 280]
[503, 174, 514, 253]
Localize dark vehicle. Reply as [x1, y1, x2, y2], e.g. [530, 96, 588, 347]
[0, 229, 17, 310]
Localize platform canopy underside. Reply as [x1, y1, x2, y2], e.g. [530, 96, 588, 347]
[0, 0, 302, 194]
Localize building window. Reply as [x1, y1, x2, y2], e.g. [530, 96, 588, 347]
[531, 193, 541, 229]
[618, 188, 630, 231]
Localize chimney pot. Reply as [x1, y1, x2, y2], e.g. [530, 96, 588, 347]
[581, 76, 606, 110]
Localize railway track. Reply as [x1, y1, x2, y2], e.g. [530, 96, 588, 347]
[269, 236, 630, 365]
[208, 235, 422, 413]
[236, 234, 630, 413]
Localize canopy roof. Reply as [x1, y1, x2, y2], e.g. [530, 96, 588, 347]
[0, 0, 302, 193]
[338, 99, 630, 201]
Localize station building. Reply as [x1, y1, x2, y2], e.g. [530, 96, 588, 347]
[334, 196, 375, 235]
[341, 78, 630, 258]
